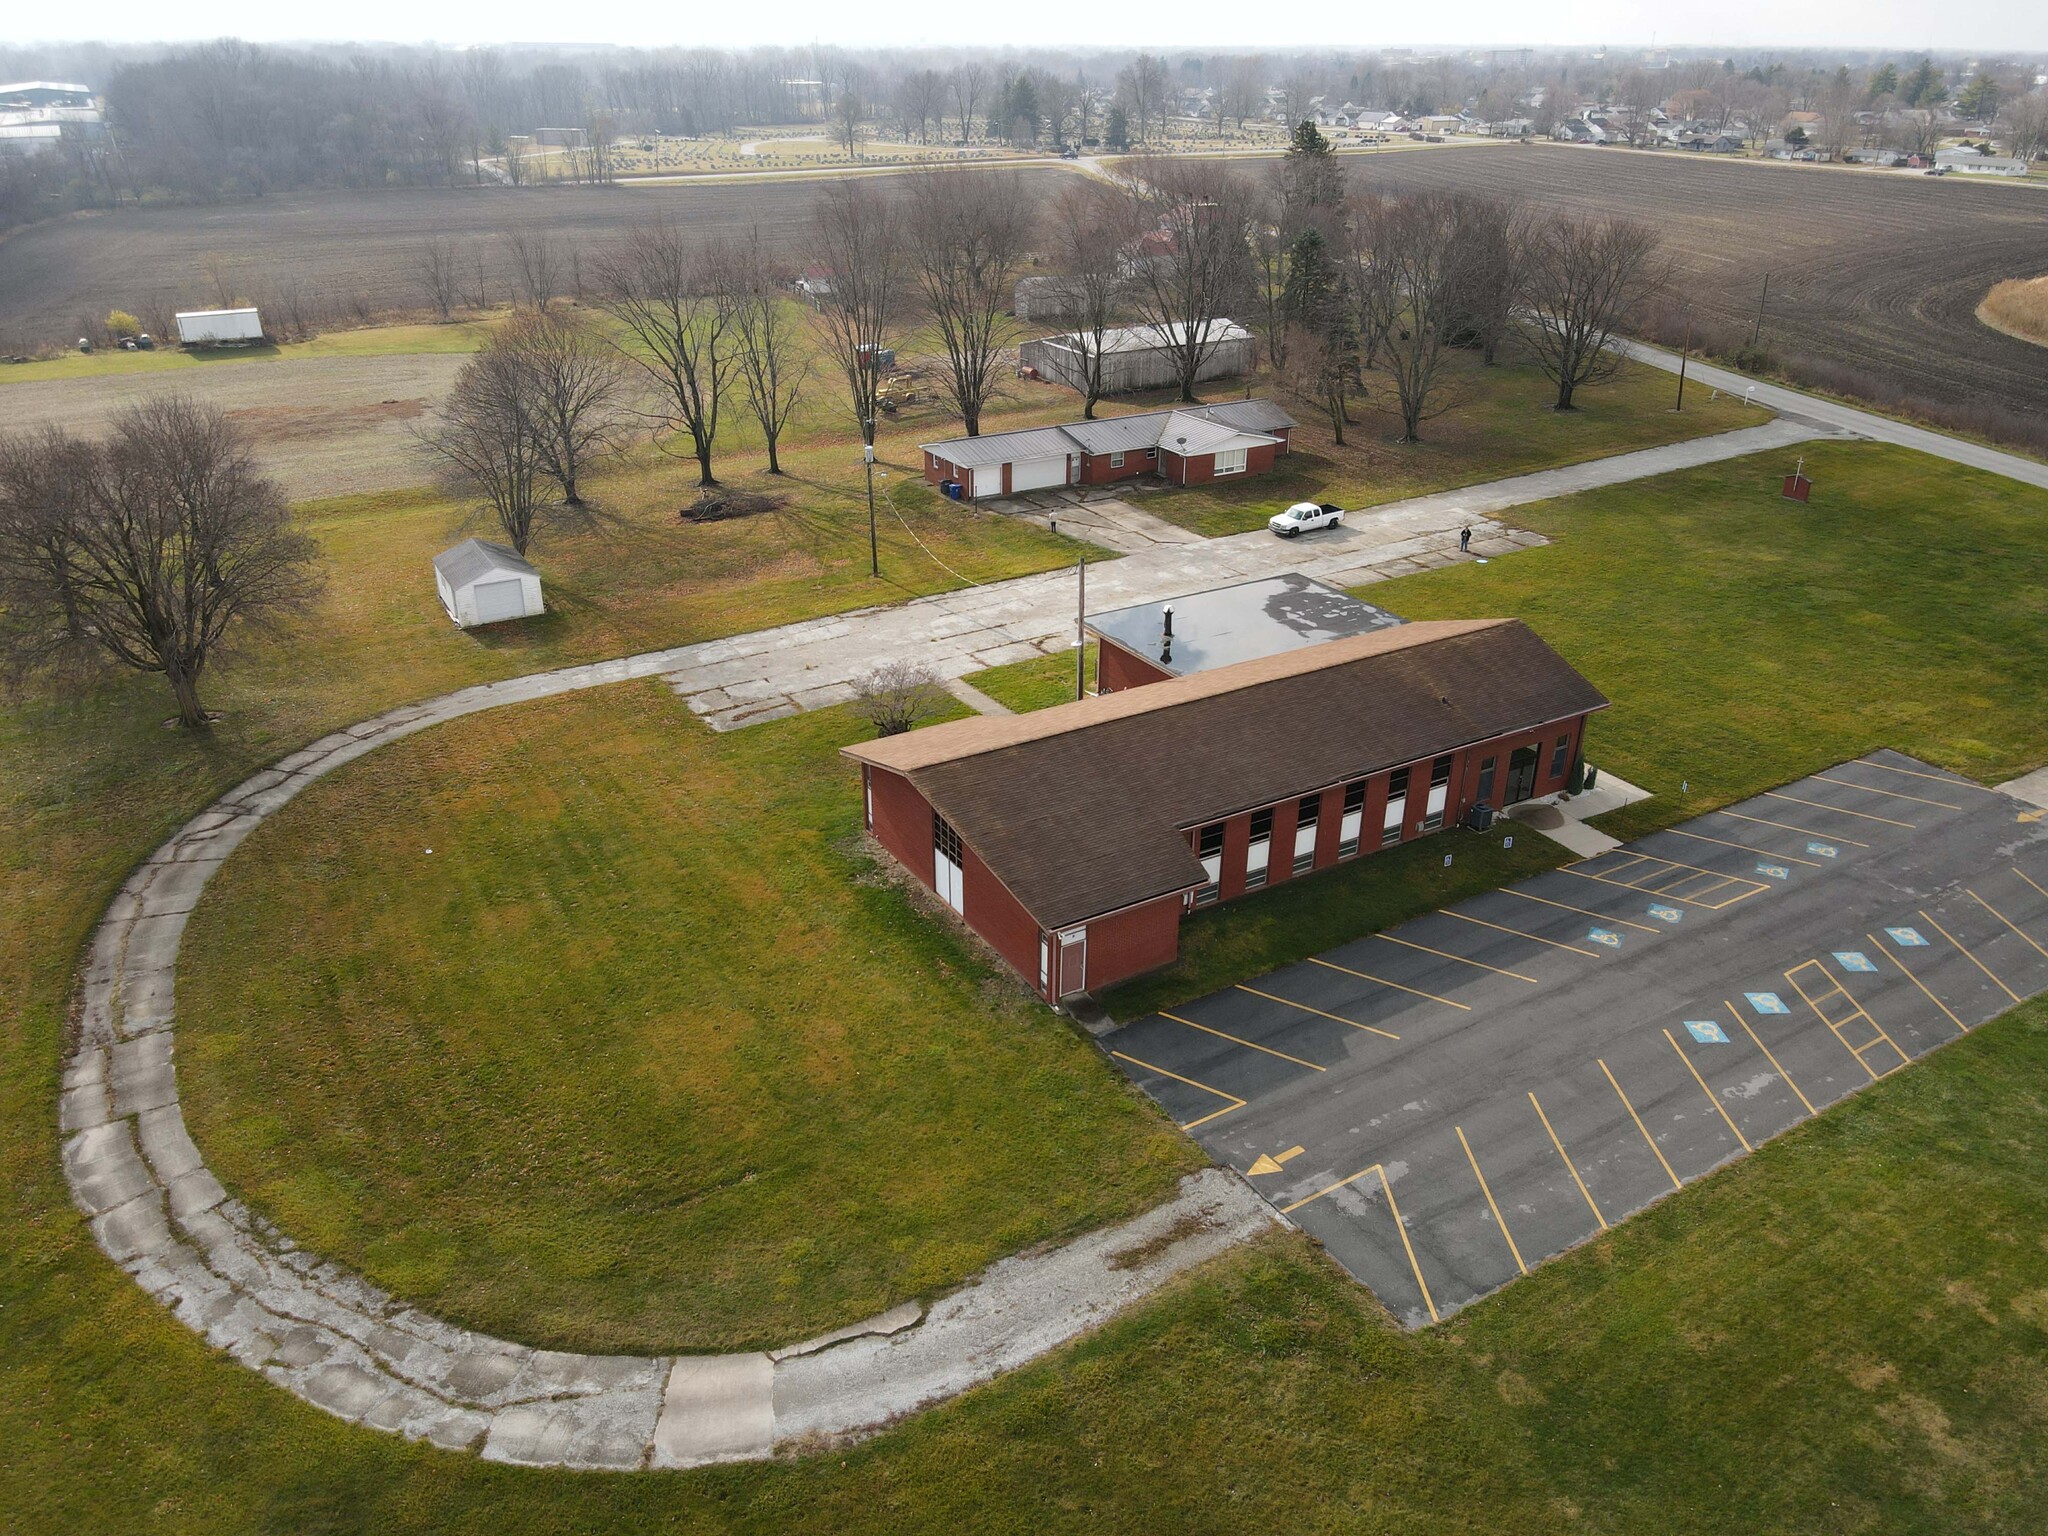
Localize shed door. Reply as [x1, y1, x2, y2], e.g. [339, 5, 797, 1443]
[472, 578, 527, 624]
[1057, 927, 1088, 999]
[1009, 456, 1068, 493]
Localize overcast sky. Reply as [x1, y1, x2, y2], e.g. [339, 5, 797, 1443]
[9, 0, 2045, 54]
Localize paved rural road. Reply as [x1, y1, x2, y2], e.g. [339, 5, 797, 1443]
[1618, 340, 2048, 494]
[67, 403, 2042, 1472]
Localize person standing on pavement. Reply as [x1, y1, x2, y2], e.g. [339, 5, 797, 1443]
[1459, 526, 1471, 554]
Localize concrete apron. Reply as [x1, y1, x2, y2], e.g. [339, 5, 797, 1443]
[61, 660, 1276, 1471]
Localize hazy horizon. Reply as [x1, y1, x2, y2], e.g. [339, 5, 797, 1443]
[7, 0, 2047, 56]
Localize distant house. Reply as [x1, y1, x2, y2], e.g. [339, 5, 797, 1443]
[922, 399, 1295, 501]
[1936, 147, 2030, 176]
[433, 539, 544, 628]
[1019, 320, 1256, 396]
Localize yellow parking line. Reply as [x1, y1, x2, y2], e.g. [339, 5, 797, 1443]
[1277, 1162, 1446, 1320]
[1456, 1125, 1526, 1275]
[1866, 934, 1965, 1034]
[1728, 999, 1817, 1116]
[1374, 932, 1539, 983]
[1557, 866, 1728, 909]
[1917, 910, 2020, 1003]
[1236, 984, 1401, 1040]
[1660, 827, 1824, 868]
[1157, 1011, 1327, 1071]
[1969, 889, 2048, 959]
[1109, 1051, 1245, 1131]
[1663, 1029, 1753, 1152]
[1496, 887, 1661, 933]
[1304, 956, 1470, 1011]
[1439, 908, 1600, 958]
[1854, 758, 1991, 791]
[1529, 1091, 1607, 1230]
[2012, 866, 2048, 905]
[1765, 791, 1914, 829]
[1785, 959, 1901, 1075]
[1812, 774, 1961, 811]
[1599, 1059, 1682, 1192]
[1718, 810, 1870, 849]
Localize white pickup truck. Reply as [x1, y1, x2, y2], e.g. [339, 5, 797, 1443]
[1268, 501, 1346, 538]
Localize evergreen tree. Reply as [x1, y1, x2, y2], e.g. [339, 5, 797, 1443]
[1902, 58, 1941, 107]
[1104, 105, 1130, 150]
[1280, 118, 1344, 235]
[1957, 74, 2000, 120]
[1869, 62, 1899, 100]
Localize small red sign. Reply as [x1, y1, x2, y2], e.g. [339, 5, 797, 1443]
[1782, 473, 1811, 503]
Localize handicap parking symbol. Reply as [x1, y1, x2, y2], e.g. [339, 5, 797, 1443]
[1746, 991, 1791, 1015]
[1648, 903, 1684, 924]
[1685, 1019, 1731, 1045]
[1587, 927, 1623, 948]
[1886, 926, 1929, 947]
[1755, 861, 1791, 880]
[1833, 951, 1878, 973]
[1806, 841, 1839, 858]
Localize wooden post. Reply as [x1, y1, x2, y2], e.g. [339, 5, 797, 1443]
[1674, 318, 1691, 412]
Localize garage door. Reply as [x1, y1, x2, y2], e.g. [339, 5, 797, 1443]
[1008, 456, 1069, 493]
[472, 579, 528, 624]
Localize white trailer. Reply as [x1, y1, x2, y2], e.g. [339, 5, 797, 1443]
[174, 307, 265, 346]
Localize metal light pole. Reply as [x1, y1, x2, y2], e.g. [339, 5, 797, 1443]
[863, 426, 879, 578]
[1075, 558, 1087, 700]
[1674, 316, 1691, 412]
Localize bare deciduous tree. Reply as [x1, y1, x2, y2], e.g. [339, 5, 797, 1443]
[810, 178, 903, 446]
[423, 344, 553, 555]
[948, 62, 989, 141]
[504, 230, 562, 310]
[1447, 195, 1528, 366]
[856, 658, 947, 737]
[1522, 213, 1667, 410]
[721, 234, 813, 475]
[494, 309, 633, 505]
[1046, 180, 1136, 418]
[1350, 192, 1466, 442]
[593, 217, 739, 487]
[0, 399, 320, 728]
[906, 170, 1027, 437]
[1124, 159, 1260, 402]
[418, 240, 463, 320]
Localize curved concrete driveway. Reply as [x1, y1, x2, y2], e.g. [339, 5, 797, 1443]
[60, 656, 1276, 1470]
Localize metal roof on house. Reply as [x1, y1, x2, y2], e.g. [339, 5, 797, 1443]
[1087, 574, 1403, 678]
[845, 620, 1607, 929]
[924, 399, 1296, 468]
[433, 538, 538, 588]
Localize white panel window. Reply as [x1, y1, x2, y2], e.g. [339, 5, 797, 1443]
[933, 814, 965, 914]
[1339, 810, 1363, 855]
[1245, 809, 1273, 889]
[1424, 782, 1449, 827]
[1383, 767, 1409, 845]
[1039, 937, 1050, 992]
[864, 771, 873, 829]
[1110, 451, 1126, 469]
[1213, 447, 1248, 476]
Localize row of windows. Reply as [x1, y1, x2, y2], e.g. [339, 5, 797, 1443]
[1187, 735, 1573, 902]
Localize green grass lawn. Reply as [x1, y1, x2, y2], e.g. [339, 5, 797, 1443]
[9, 382, 2048, 1527]
[1155, 353, 1760, 537]
[0, 319, 497, 383]
[177, 684, 1194, 1352]
[964, 643, 1097, 712]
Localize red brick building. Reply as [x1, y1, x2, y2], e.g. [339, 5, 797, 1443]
[843, 618, 1607, 1002]
[921, 399, 1294, 501]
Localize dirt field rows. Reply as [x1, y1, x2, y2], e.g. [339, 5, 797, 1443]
[0, 172, 1064, 350]
[1343, 143, 2048, 420]
[0, 355, 466, 499]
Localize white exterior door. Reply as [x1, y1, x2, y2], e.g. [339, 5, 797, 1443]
[1009, 456, 1068, 493]
[471, 578, 527, 624]
[1057, 927, 1088, 998]
[935, 848, 964, 913]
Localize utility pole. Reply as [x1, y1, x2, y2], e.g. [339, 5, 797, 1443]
[1750, 272, 1770, 348]
[1674, 316, 1691, 412]
[863, 431, 879, 578]
[1075, 557, 1087, 700]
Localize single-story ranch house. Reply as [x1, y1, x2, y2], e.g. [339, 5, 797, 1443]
[844, 611, 1606, 1001]
[922, 399, 1295, 501]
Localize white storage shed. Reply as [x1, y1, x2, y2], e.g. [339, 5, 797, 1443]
[174, 307, 265, 346]
[433, 539, 544, 627]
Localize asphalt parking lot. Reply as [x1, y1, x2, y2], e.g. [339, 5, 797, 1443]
[1105, 751, 2048, 1326]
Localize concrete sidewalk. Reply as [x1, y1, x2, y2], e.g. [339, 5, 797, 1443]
[669, 417, 1824, 730]
[1619, 339, 2048, 493]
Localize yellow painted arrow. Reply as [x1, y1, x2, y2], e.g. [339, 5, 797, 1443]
[1247, 1145, 1305, 1176]
[2019, 808, 2045, 823]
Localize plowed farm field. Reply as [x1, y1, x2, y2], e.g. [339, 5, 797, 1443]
[1343, 143, 2048, 420]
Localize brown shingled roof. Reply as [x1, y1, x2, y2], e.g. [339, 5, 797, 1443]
[844, 620, 1606, 930]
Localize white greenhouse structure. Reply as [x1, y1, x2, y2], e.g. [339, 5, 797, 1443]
[433, 539, 544, 628]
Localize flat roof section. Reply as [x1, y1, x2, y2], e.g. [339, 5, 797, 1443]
[1088, 573, 1404, 678]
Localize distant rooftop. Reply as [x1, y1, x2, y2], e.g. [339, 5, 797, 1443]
[1087, 573, 1403, 678]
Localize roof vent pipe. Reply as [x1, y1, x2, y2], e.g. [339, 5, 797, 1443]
[1162, 603, 1175, 639]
